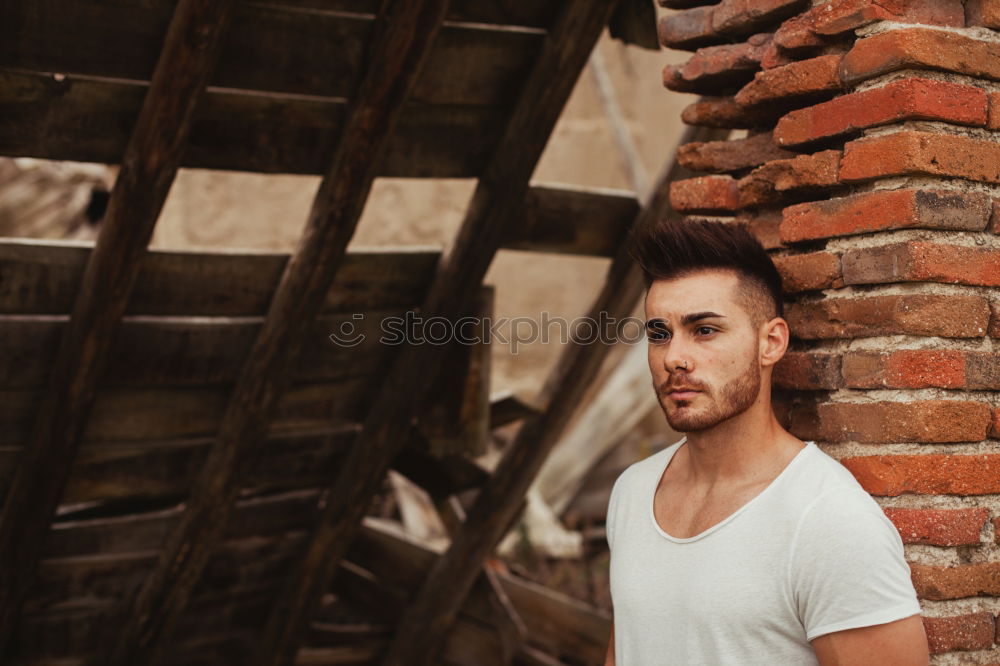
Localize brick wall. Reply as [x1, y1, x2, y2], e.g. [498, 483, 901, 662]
[659, 0, 1000, 661]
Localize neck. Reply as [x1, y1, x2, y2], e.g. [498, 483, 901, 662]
[681, 387, 801, 486]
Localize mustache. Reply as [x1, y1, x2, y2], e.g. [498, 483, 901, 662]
[656, 375, 708, 395]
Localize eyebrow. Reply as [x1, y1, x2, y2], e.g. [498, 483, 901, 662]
[681, 311, 726, 325]
[645, 312, 726, 329]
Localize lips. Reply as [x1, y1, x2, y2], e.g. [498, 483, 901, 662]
[662, 385, 702, 401]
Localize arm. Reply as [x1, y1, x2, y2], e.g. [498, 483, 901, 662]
[812, 615, 928, 666]
[603, 620, 615, 666]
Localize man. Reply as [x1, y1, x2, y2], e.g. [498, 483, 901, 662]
[604, 219, 927, 665]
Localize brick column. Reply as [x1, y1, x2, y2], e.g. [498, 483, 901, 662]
[659, 0, 1000, 661]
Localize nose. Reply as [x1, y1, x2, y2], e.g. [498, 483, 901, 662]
[662, 337, 693, 373]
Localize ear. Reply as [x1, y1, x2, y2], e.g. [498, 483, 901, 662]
[759, 316, 789, 368]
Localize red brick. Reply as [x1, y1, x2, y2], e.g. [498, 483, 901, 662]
[842, 242, 1000, 288]
[775, 0, 963, 50]
[773, 352, 842, 390]
[991, 200, 1000, 234]
[883, 507, 988, 546]
[679, 36, 769, 83]
[991, 408, 1000, 438]
[989, 92, 1000, 130]
[816, 0, 964, 35]
[677, 132, 794, 173]
[774, 78, 988, 147]
[786, 294, 991, 339]
[735, 210, 784, 249]
[923, 612, 996, 653]
[842, 454, 1000, 495]
[711, 0, 806, 37]
[681, 97, 777, 128]
[790, 400, 992, 443]
[669, 175, 741, 213]
[659, 6, 717, 50]
[773, 251, 843, 292]
[735, 54, 844, 106]
[781, 189, 992, 242]
[967, 354, 1000, 390]
[842, 350, 967, 389]
[911, 562, 1000, 600]
[841, 28, 1000, 84]
[840, 131, 1000, 185]
[965, 0, 1000, 29]
[759, 42, 794, 69]
[738, 150, 840, 206]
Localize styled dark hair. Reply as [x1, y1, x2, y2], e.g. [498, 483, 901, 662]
[628, 218, 784, 321]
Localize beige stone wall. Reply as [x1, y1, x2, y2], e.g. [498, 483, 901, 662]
[150, 30, 695, 402]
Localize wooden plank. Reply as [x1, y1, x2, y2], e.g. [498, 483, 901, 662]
[0, 239, 439, 316]
[0, 70, 504, 177]
[0, 380, 369, 446]
[266, 3, 623, 664]
[0, 311, 403, 388]
[386, 125, 728, 665]
[0, 0, 236, 656]
[45, 490, 322, 559]
[271, 0, 559, 29]
[0, 1, 543, 105]
[503, 185, 638, 256]
[344, 519, 608, 666]
[417, 287, 493, 457]
[105, 2, 452, 664]
[489, 391, 541, 429]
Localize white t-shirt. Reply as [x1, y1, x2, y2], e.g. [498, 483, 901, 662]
[606, 439, 921, 665]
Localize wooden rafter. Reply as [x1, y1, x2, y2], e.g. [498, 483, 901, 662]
[252, 3, 623, 665]
[0, 0, 235, 655]
[382, 124, 728, 666]
[102, 1, 451, 664]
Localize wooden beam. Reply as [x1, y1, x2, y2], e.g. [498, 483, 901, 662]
[383, 124, 729, 666]
[502, 185, 638, 257]
[0, 69, 504, 178]
[0, 0, 235, 656]
[256, 3, 623, 666]
[103, 1, 451, 664]
[0, 2, 543, 106]
[0, 239, 439, 316]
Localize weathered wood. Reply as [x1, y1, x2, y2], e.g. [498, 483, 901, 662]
[274, 0, 559, 29]
[259, 0, 614, 666]
[344, 519, 609, 666]
[1, 1, 543, 105]
[0, 70, 504, 177]
[502, 185, 638, 257]
[0, 381, 369, 445]
[0, 0, 235, 656]
[385, 124, 730, 665]
[0, 239, 439, 316]
[105, 2, 451, 664]
[489, 391, 541, 429]
[418, 287, 493, 457]
[45, 490, 322, 559]
[260, 3, 622, 663]
[0, 311, 404, 388]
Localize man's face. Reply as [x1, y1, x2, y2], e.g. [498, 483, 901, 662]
[644, 269, 764, 433]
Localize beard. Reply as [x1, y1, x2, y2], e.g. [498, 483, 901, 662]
[656, 352, 761, 433]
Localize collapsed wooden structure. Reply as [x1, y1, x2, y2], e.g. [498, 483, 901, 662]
[0, 1, 710, 663]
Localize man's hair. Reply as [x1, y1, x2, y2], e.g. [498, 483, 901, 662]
[628, 218, 784, 323]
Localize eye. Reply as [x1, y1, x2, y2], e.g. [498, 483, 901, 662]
[695, 326, 717, 336]
[646, 327, 670, 342]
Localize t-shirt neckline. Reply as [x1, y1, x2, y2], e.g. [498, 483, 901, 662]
[648, 438, 815, 544]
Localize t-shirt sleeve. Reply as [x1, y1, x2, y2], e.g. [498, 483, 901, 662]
[606, 472, 624, 551]
[789, 487, 922, 641]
